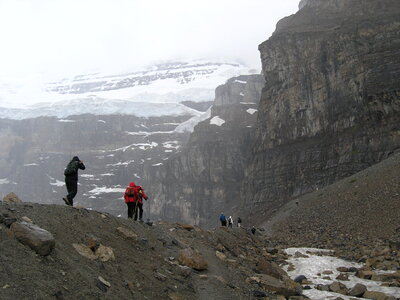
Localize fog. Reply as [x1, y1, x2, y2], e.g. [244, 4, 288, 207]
[0, 0, 298, 81]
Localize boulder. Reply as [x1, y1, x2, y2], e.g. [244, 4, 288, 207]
[95, 245, 115, 262]
[3, 192, 22, 203]
[363, 290, 391, 300]
[256, 258, 287, 279]
[116, 227, 138, 240]
[348, 283, 367, 297]
[329, 281, 348, 295]
[255, 274, 302, 297]
[178, 248, 208, 270]
[10, 221, 55, 256]
[215, 251, 227, 261]
[73, 243, 98, 260]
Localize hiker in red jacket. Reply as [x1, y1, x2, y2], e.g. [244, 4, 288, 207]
[124, 182, 148, 221]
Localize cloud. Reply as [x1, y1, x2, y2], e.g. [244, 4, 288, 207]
[0, 0, 298, 80]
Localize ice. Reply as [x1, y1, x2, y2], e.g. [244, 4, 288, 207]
[210, 116, 225, 126]
[284, 247, 400, 299]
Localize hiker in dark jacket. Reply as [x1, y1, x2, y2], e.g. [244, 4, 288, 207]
[124, 181, 148, 221]
[219, 213, 227, 227]
[63, 156, 85, 206]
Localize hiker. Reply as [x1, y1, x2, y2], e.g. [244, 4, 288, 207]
[228, 216, 233, 228]
[124, 182, 148, 221]
[237, 217, 242, 228]
[219, 213, 227, 226]
[251, 226, 256, 235]
[63, 156, 85, 206]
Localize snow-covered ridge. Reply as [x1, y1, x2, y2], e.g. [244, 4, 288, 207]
[0, 60, 255, 120]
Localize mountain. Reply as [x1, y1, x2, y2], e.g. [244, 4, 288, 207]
[144, 74, 265, 226]
[140, 0, 400, 228]
[0, 60, 256, 218]
[0, 61, 255, 120]
[241, 0, 400, 223]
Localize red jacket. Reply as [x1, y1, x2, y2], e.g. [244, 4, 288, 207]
[124, 182, 148, 203]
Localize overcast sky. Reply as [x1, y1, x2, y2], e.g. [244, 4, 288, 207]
[0, 0, 298, 81]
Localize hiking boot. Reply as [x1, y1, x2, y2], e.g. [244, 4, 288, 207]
[63, 197, 71, 206]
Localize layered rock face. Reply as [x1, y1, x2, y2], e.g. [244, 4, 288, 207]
[147, 75, 264, 226]
[242, 0, 400, 221]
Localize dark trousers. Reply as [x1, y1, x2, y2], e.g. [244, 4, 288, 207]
[65, 177, 78, 205]
[134, 202, 143, 221]
[127, 202, 136, 218]
[221, 220, 227, 226]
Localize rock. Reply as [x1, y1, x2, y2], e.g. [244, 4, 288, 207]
[256, 274, 302, 297]
[315, 284, 330, 291]
[4, 217, 17, 228]
[176, 223, 194, 231]
[252, 290, 268, 298]
[294, 251, 309, 258]
[21, 216, 32, 223]
[348, 283, 367, 297]
[178, 248, 208, 270]
[256, 258, 287, 279]
[215, 251, 227, 261]
[73, 243, 97, 260]
[329, 282, 348, 295]
[95, 245, 115, 262]
[337, 267, 350, 272]
[356, 270, 375, 279]
[10, 221, 55, 256]
[363, 290, 391, 300]
[3, 192, 22, 203]
[116, 227, 138, 240]
[294, 275, 307, 283]
[336, 273, 349, 281]
[98, 276, 111, 288]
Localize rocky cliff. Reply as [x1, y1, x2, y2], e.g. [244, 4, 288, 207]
[146, 75, 264, 226]
[241, 0, 400, 221]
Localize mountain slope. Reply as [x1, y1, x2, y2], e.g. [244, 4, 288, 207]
[267, 151, 400, 258]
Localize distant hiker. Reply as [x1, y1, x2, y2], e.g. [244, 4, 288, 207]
[228, 216, 233, 228]
[251, 226, 256, 235]
[219, 213, 227, 226]
[237, 217, 242, 228]
[63, 156, 85, 206]
[124, 182, 148, 221]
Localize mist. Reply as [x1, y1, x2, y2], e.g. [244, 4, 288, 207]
[0, 0, 298, 81]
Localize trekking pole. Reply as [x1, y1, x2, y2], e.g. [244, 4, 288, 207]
[133, 200, 139, 220]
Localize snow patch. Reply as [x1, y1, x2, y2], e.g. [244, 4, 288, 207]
[175, 107, 212, 133]
[284, 248, 400, 299]
[50, 179, 64, 187]
[58, 119, 76, 123]
[210, 116, 225, 126]
[246, 108, 258, 115]
[24, 163, 39, 167]
[234, 80, 247, 84]
[86, 186, 126, 196]
[152, 163, 163, 167]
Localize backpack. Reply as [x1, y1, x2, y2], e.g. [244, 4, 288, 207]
[64, 161, 78, 176]
[125, 186, 138, 199]
[220, 215, 226, 222]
